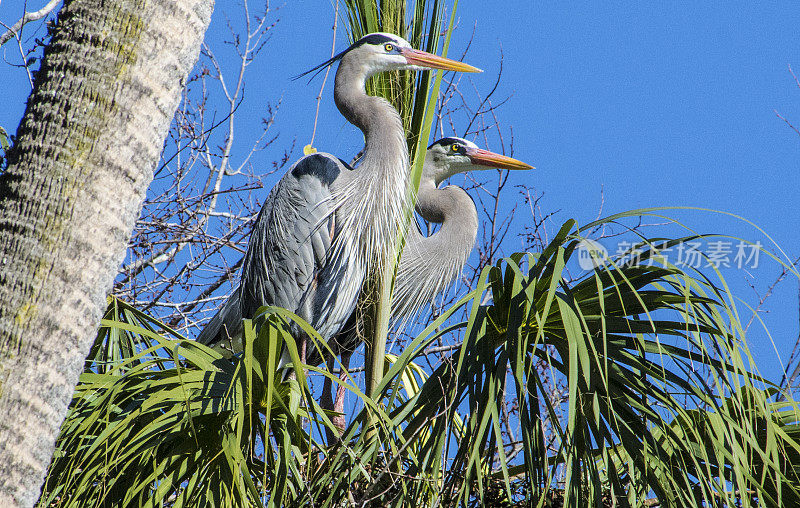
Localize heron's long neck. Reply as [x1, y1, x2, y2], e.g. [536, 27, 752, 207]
[333, 57, 409, 268]
[393, 177, 478, 318]
[334, 59, 406, 162]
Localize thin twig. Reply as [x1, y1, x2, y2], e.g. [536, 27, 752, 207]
[309, 2, 339, 148]
[0, 0, 61, 47]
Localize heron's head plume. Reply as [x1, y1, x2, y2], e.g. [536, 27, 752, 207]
[425, 137, 533, 186]
[293, 33, 481, 83]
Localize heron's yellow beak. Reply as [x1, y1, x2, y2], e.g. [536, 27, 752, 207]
[466, 148, 534, 170]
[401, 48, 482, 73]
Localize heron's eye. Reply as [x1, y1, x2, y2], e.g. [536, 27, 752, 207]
[451, 144, 461, 152]
[384, 43, 394, 52]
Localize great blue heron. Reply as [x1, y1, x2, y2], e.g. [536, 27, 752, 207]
[393, 137, 533, 319]
[196, 34, 480, 366]
[319, 137, 532, 435]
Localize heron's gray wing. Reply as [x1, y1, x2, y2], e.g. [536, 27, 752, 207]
[195, 288, 243, 354]
[239, 153, 362, 350]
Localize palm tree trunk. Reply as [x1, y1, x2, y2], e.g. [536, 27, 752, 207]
[0, 0, 212, 504]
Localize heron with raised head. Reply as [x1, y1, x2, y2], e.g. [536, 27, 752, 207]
[319, 136, 532, 438]
[196, 34, 481, 367]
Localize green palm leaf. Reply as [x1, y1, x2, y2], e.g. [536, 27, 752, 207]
[364, 218, 800, 506]
[40, 216, 800, 506]
[40, 302, 341, 507]
[37, 0, 800, 501]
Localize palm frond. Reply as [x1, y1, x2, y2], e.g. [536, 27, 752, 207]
[40, 302, 346, 507]
[368, 219, 800, 506]
[40, 216, 800, 506]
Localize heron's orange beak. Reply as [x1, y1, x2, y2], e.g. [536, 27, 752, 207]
[401, 48, 482, 73]
[466, 148, 534, 170]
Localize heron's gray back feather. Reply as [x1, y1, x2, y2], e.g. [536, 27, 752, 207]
[198, 153, 363, 352]
[240, 153, 362, 341]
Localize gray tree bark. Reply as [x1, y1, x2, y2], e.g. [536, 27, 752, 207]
[0, 0, 213, 504]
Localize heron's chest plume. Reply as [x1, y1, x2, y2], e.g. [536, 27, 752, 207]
[329, 73, 410, 278]
[334, 118, 409, 271]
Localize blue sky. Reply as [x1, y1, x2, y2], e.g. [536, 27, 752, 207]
[2, 1, 799, 381]
[203, 1, 800, 381]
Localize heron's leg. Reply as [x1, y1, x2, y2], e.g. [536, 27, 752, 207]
[321, 355, 338, 444]
[283, 338, 305, 382]
[321, 352, 351, 445]
[285, 335, 307, 382]
[331, 352, 351, 436]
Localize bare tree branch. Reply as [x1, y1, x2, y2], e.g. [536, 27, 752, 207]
[0, 0, 61, 47]
[112, 1, 290, 335]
